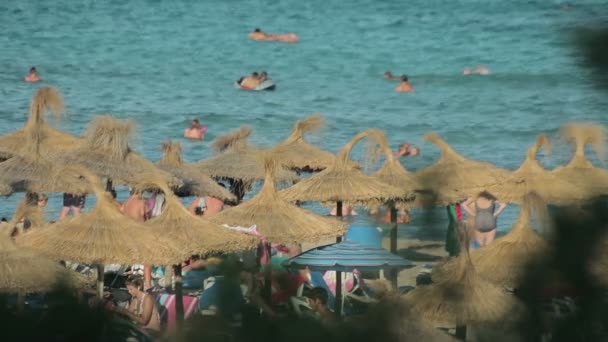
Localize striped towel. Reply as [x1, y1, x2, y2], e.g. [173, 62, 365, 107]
[156, 293, 200, 330]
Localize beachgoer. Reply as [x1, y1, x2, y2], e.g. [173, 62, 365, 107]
[59, 193, 86, 220]
[379, 207, 410, 224]
[462, 191, 507, 247]
[395, 143, 420, 157]
[463, 68, 472, 75]
[248, 28, 299, 43]
[307, 287, 338, 323]
[113, 275, 161, 333]
[190, 194, 224, 218]
[184, 119, 207, 140]
[122, 190, 147, 222]
[475, 65, 490, 75]
[24, 67, 40, 83]
[330, 205, 358, 216]
[37, 193, 48, 209]
[258, 71, 268, 83]
[240, 72, 260, 89]
[395, 75, 413, 92]
[384, 71, 400, 80]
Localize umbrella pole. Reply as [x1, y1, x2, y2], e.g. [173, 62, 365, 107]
[389, 203, 399, 289]
[97, 264, 105, 299]
[335, 270, 342, 316]
[336, 201, 343, 243]
[17, 289, 25, 313]
[455, 325, 467, 340]
[263, 243, 272, 302]
[173, 264, 185, 326]
[105, 178, 113, 191]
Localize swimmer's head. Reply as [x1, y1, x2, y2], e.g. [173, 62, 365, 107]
[252, 72, 259, 78]
[259, 71, 268, 81]
[254, 28, 261, 33]
[409, 146, 420, 156]
[400, 75, 409, 82]
[191, 119, 200, 128]
[384, 71, 393, 78]
[29, 66, 37, 73]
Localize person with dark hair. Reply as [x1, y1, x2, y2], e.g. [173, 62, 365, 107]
[24, 66, 40, 82]
[462, 191, 507, 247]
[248, 28, 298, 43]
[59, 193, 86, 220]
[395, 75, 413, 92]
[240, 72, 261, 89]
[307, 287, 337, 323]
[184, 118, 207, 140]
[113, 275, 161, 334]
[383, 71, 400, 80]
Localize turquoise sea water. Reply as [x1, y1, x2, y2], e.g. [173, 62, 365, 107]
[1, 0, 607, 239]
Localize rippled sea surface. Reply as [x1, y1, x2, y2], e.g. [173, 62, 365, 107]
[1, 0, 607, 238]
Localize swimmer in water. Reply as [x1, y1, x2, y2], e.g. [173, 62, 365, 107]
[463, 65, 490, 75]
[258, 71, 268, 83]
[384, 71, 401, 80]
[395, 143, 420, 157]
[240, 72, 261, 89]
[395, 75, 413, 92]
[248, 28, 299, 43]
[24, 67, 40, 83]
[184, 119, 207, 140]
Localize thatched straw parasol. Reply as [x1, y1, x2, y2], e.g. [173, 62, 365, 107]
[552, 123, 608, 196]
[134, 173, 255, 324]
[270, 113, 337, 171]
[158, 141, 235, 201]
[55, 116, 180, 187]
[0, 87, 80, 156]
[211, 155, 347, 244]
[0, 206, 87, 295]
[0, 182, 12, 196]
[193, 126, 298, 184]
[414, 133, 510, 206]
[279, 129, 409, 209]
[16, 167, 186, 298]
[484, 136, 588, 205]
[137, 174, 256, 255]
[432, 192, 551, 288]
[403, 224, 525, 332]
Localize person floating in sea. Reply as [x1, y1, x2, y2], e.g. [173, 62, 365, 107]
[395, 75, 413, 92]
[463, 65, 491, 75]
[184, 119, 207, 140]
[395, 143, 420, 157]
[383, 71, 401, 80]
[24, 67, 40, 83]
[239, 72, 261, 90]
[248, 28, 299, 43]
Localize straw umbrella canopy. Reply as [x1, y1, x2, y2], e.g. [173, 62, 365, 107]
[432, 192, 551, 288]
[414, 133, 510, 206]
[211, 155, 348, 245]
[193, 126, 298, 183]
[135, 174, 257, 255]
[270, 113, 337, 172]
[55, 116, 180, 187]
[279, 129, 409, 207]
[157, 141, 235, 201]
[16, 168, 185, 266]
[0, 206, 86, 294]
[0, 87, 80, 157]
[403, 225, 525, 327]
[0, 121, 90, 194]
[484, 136, 588, 205]
[552, 123, 608, 196]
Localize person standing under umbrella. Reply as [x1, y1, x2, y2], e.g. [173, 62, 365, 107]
[462, 191, 507, 247]
[59, 193, 86, 220]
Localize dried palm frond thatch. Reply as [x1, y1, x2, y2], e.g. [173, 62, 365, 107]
[484, 135, 588, 204]
[279, 129, 409, 204]
[413, 133, 510, 206]
[552, 123, 608, 196]
[271, 113, 336, 171]
[158, 141, 235, 201]
[211, 154, 347, 244]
